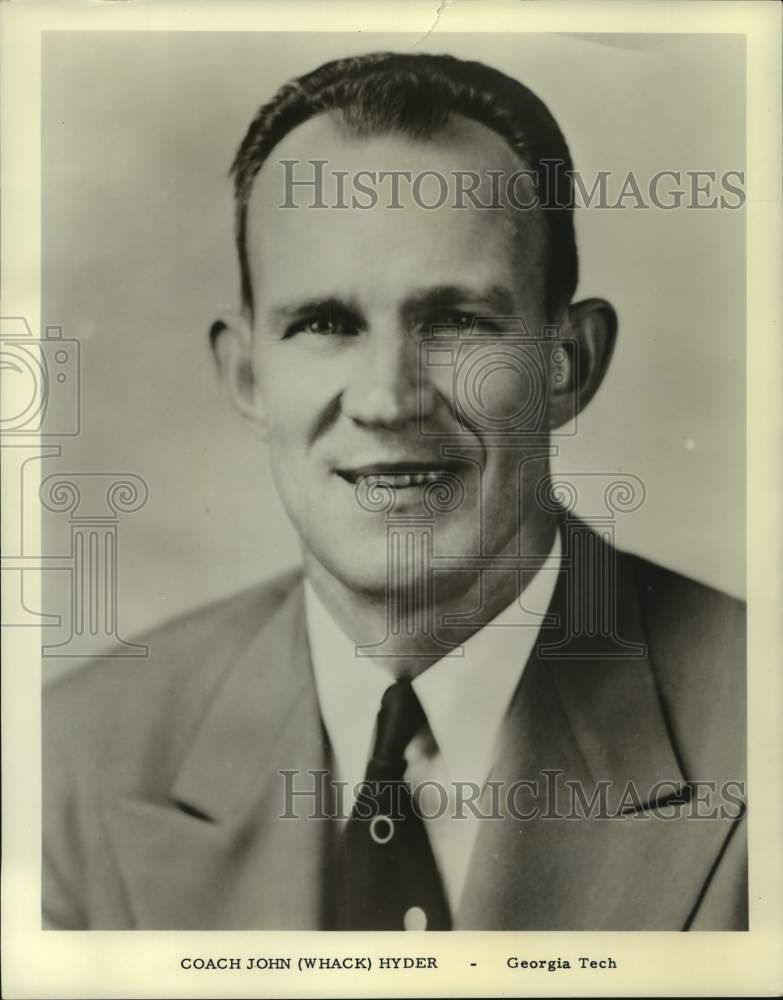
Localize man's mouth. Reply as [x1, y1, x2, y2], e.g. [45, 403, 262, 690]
[336, 462, 462, 489]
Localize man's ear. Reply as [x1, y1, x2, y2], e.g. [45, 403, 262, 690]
[209, 313, 268, 437]
[547, 298, 617, 430]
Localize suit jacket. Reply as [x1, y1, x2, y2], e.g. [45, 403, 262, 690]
[43, 525, 747, 930]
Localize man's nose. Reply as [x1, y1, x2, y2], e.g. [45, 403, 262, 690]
[342, 330, 435, 430]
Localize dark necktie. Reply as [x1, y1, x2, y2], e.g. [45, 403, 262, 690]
[332, 679, 452, 930]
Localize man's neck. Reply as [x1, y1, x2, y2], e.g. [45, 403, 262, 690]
[303, 512, 560, 680]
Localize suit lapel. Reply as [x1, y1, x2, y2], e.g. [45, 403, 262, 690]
[107, 581, 332, 929]
[457, 529, 740, 930]
[106, 526, 741, 930]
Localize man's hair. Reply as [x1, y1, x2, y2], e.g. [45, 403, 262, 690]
[231, 51, 578, 320]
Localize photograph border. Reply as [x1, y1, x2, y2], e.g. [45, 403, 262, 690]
[2, 2, 781, 997]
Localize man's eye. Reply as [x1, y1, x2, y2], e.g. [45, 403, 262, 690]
[287, 316, 354, 337]
[305, 317, 340, 335]
[427, 312, 475, 332]
[441, 312, 474, 328]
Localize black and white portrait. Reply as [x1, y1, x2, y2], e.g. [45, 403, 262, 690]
[36, 29, 748, 934]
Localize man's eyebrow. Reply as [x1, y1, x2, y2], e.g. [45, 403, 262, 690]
[267, 296, 363, 322]
[402, 284, 517, 315]
[266, 285, 516, 323]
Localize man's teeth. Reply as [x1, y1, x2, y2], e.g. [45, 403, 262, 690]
[362, 471, 445, 488]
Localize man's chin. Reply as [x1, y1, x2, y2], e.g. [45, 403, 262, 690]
[313, 559, 412, 600]
[297, 508, 482, 597]
[304, 545, 432, 601]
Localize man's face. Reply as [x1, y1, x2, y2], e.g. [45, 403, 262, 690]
[239, 113, 558, 595]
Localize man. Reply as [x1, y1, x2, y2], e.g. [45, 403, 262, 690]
[43, 52, 746, 931]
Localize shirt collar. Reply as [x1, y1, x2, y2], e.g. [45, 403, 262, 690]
[305, 531, 562, 796]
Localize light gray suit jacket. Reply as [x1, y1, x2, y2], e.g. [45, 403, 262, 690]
[43, 527, 747, 930]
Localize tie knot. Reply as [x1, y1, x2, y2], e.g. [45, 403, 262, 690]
[370, 679, 426, 775]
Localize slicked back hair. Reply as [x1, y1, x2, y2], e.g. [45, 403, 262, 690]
[230, 52, 578, 320]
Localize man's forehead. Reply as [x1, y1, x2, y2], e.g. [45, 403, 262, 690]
[243, 113, 547, 303]
[249, 109, 534, 213]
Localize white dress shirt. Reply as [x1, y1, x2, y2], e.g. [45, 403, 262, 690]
[304, 531, 562, 914]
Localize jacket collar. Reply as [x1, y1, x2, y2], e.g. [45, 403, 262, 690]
[168, 582, 319, 825]
[107, 582, 331, 928]
[456, 524, 736, 929]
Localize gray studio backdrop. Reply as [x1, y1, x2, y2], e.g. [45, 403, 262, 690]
[40, 31, 745, 683]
